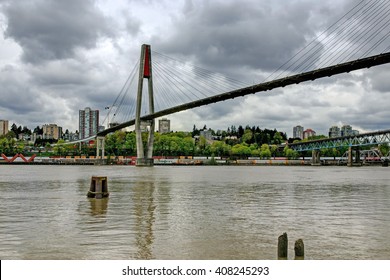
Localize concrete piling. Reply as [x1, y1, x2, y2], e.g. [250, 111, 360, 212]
[278, 233, 305, 260]
[87, 176, 109, 199]
[294, 239, 305, 260]
[277, 232, 288, 260]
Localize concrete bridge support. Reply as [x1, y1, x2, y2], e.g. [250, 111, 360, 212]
[135, 44, 155, 167]
[311, 150, 321, 165]
[96, 136, 105, 159]
[347, 146, 361, 167]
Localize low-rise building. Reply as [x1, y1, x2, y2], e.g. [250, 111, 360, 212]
[159, 118, 171, 134]
[303, 128, 316, 139]
[43, 124, 62, 140]
[0, 120, 9, 136]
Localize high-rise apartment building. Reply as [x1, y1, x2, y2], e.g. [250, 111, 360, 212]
[329, 125, 359, 138]
[158, 118, 171, 134]
[328, 126, 341, 138]
[341, 125, 352, 137]
[43, 124, 62, 140]
[293, 125, 304, 139]
[0, 120, 9, 136]
[79, 107, 99, 139]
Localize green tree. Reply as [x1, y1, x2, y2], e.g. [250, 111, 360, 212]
[379, 144, 390, 156]
[260, 144, 271, 159]
[248, 143, 259, 157]
[197, 136, 207, 155]
[284, 146, 298, 159]
[210, 141, 231, 157]
[270, 144, 278, 158]
[231, 144, 251, 158]
[0, 138, 10, 154]
[272, 132, 283, 144]
[53, 139, 66, 156]
[242, 129, 253, 144]
[123, 132, 136, 155]
[181, 136, 195, 156]
[105, 130, 126, 155]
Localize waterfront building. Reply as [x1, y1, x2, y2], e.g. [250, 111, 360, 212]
[0, 120, 9, 136]
[303, 128, 316, 139]
[329, 126, 341, 138]
[341, 125, 352, 137]
[79, 107, 99, 139]
[341, 125, 359, 136]
[352, 129, 360, 136]
[329, 125, 359, 138]
[159, 118, 171, 133]
[43, 124, 62, 140]
[63, 130, 79, 142]
[293, 125, 304, 139]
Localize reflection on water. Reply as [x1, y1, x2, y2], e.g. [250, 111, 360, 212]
[89, 198, 108, 216]
[133, 181, 155, 259]
[0, 165, 389, 260]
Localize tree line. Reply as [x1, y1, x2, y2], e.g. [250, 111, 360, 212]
[101, 126, 295, 158]
[2, 122, 389, 159]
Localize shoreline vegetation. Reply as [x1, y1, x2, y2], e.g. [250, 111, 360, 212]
[0, 155, 385, 166]
[2, 129, 389, 166]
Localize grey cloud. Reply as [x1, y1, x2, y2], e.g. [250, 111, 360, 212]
[122, 11, 141, 36]
[368, 64, 390, 93]
[0, 65, 41, 114]
[2, 0, 115, 64]
[156, 0, 324, 73]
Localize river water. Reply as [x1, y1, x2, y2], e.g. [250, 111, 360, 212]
[0, 165, 389, 260]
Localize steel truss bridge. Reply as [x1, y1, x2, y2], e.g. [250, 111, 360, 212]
[288, 129, 390, 152]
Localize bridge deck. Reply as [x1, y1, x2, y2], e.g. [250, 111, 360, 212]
[289, 129, 390, 151]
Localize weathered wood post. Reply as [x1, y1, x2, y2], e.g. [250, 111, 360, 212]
[278, 232, 288, 260]
[87, 176, 109, 199]
[294, 239, 304, 260]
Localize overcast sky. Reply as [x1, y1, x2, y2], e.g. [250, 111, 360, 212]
[1, 0, 390, 137]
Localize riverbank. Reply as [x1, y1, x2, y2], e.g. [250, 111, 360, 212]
[1, 157, 387, 166]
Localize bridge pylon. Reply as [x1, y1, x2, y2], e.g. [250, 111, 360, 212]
[135, 44, 155, 166]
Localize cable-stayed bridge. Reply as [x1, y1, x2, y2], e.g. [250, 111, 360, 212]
[98, 51, 390, 137]
[73, 0, 390, 166]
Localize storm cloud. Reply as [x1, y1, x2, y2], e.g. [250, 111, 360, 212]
[2, 0, 114, 64]
[0, 0, 389, 137]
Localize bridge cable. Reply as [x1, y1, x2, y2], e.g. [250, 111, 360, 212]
[297, 0, 385, 73]
[295, 0, 386, 74]
[266, 0, 389, 81]
[264, 0, 374, 81]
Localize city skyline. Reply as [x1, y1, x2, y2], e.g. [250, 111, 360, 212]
[0, 114, 369, 142]
[1, 0, 390, 136]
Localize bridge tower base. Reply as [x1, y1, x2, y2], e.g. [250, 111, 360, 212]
[311, 150, 321, 166]
[135, 44, 155, 167]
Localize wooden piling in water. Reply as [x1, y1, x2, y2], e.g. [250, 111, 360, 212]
[278, 232, 288, 260]
[87, 176, 109, 199]
[294, 239, 304, 260]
